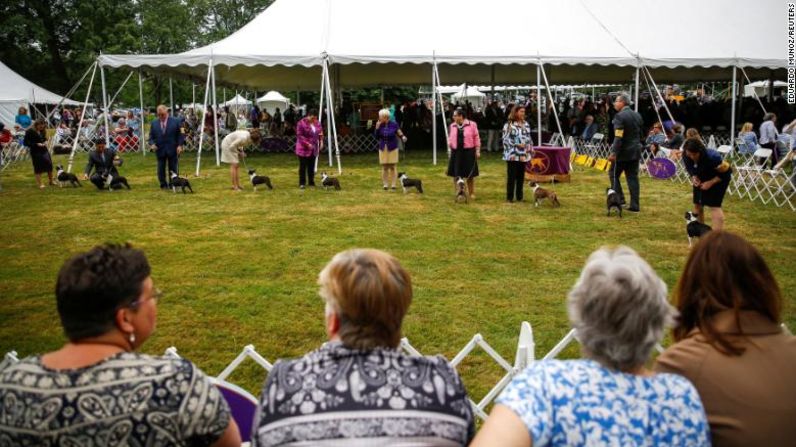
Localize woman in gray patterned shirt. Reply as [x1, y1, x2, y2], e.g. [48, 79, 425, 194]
[0, 243, 241, 447]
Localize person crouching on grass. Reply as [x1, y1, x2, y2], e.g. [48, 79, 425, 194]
[221, 128, 261, 191]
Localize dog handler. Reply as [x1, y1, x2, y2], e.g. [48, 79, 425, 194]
[374, 108, 406, 190]
[682, 137, 732, 230]
[221, 129, 261, 191]
[447, 108, 481, 200]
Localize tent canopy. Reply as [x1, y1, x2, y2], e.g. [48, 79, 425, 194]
[256, 90, 290, 115]
[99, 0, 784, 89]
[0, 60, 82, 126]
[222, 94, 252, 107]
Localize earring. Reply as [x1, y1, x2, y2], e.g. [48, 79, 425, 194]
[128, 332, 136, 346]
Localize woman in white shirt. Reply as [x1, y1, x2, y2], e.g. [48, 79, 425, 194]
[221, 128, 261, 190]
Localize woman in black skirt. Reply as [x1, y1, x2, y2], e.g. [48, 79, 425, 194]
[447, 108, 481, 199]
[682, 137, 732, 230]
[24, 118, 54, 189]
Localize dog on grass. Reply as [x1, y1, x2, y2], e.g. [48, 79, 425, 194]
[55, 164, 81, 187]
[685, 211, 712, 247]
[455, 177, 468, 203]
[170, 171, 193, 194]
[248, 169, 273, 191]
[397, 172, 423, 193]
[321, 172, 341, 190]
[529, 182, 560, 207]
[606, 188, 622, 217]
[101, 172, 130, 191]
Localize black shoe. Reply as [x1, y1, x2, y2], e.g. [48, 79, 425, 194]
[627, 207, 640, 213]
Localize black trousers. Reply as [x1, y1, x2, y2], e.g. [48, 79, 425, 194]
[89, 173, 105, 190]
[506, 161, 526, 201]
[157, 154, 179, 188]
[760, 141, 778, 168]
[608, 160, 640, 210]
[298, 155, 315, 186]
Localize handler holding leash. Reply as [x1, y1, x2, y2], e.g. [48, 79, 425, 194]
[682, 137, 732, 230]
[607, 94, 643, 213]
[447, 108, 481, 200]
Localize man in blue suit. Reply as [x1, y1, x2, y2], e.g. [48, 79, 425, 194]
[148, 104, 185, 189]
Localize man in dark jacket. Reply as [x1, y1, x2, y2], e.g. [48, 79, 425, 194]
[608, 94, 644, 212]
[83, 139, 120, 189]
[148, 104, 185, 189]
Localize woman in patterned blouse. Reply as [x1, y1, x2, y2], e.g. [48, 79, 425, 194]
[471, 246, 710, 447]
[502, 105, 533, 202]
[252, 249, 475, 446]
[0, 243, 240, 447]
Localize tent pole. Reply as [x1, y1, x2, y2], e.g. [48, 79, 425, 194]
[108, 71, 134, 108]
[99, 64, 111, 147]
[634, 65, 640, 112]
[169, 77, 174, 112]
[324, 60, 342, 174]
[316, 59, 326, 173]
[192, 83, 196, 108]
[324, 63, 333, 168]
[536, 64, 542, 144]
[643, 67, 675, 124]
[195, 60, 212, 176]
[211, 63, 220, 166]
[67, 61, 98, 173]
[432, 57, 437, 166]
[433, 60, 450, 160]
[730, 66, 737, 145]
[138, 70, 146, 156]
[538, 62, 564, 140]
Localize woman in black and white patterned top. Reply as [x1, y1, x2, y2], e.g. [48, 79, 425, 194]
[0, 243, 240, 447]
[252, 249, 475, 446]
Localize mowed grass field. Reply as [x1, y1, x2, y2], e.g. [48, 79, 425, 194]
[1, 149, 794, 401]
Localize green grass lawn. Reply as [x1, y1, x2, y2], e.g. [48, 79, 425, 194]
[1, 149, 794, 402]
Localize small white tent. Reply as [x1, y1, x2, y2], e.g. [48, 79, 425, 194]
[744, 80, 786, 98]
[451, 85, 486, 109]
[0, 60, 82, 126]
[222, 94, 252, 108]
[256, 91, 290, 114]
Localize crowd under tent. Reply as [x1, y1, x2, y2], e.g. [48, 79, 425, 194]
[89, 0, 783, 174]
[0, 61, 84, 127]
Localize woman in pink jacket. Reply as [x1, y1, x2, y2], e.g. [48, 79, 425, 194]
[295, 109, 323, 188]
[447, 108, 481, 199]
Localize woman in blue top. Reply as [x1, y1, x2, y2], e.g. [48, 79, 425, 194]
[682, 137, 732, 230]
[738, 122, 758, 154]
[15, 106, 32, 129]
[374, 108, 406, 190]
[472, 246, 710, 447]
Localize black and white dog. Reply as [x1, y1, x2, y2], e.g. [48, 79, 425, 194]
[101, 172, 130, 191]
[455, 177, 468, 203]
[55, 164, 81, 187]
[170, 171, 193, 194]
[397, 172, 423, 193]
[606, 188, 622, 217]
[321, 172, 341, 190]
[248, 169, 273, 191]
[685, 211, 712, 247]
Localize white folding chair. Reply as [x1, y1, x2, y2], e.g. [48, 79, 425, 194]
[733, 148, 772, 201]
[542, 132, 562, 147]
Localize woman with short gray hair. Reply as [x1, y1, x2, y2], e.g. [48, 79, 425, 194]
[471, 246, 710, 447]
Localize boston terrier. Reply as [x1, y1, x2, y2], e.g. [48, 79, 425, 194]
[170, 171, 193, 194]
[685, 211, 712, 247]
[101, 172, 130, 191]
[397, 172, 423, 193]
[455, 177, 468, 203]
[248, 169, 273, 191]
[55, 164, 81, 187]
[606, 187, 622, 217]
[321, 172, 341, 190]
[530, 182, 561, 207]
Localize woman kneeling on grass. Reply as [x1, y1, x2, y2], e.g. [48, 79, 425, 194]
[682, 137, 732, 230]
[471, 246, 710, 447]
[221, 128, 261, 191]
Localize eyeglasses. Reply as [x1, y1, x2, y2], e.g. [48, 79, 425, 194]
[129, 288, 163, 309]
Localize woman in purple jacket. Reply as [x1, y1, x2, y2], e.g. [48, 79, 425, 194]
[295, 109, 323, 188]
[374, 108, 407, 190]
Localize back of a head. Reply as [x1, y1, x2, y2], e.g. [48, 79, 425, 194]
[56, 243, 151, 341]
[567, 246, 674, 371]
[319, 249, 412, 350]
[674, 231, 782, 354]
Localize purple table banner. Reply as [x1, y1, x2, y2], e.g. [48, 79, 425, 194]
[526, 146, 572, 175]
[647, 158, 677, 179]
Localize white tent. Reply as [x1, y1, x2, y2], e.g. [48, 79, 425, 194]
[222, 94, 252, 107]
[744, 80, 786, 98]
[256, 91, 290, 114]
[451, 85, 486, 109]
[0, 60, 82, 126]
